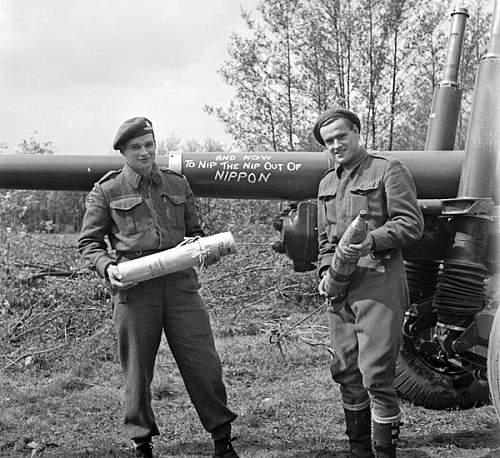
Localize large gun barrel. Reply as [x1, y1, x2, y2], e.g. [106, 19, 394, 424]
[457, 0, 500, 202]
[0, 150, 464, 200]
[0, 154, 125, 192]
[442, 7, 469, 84]
[425, 7, 469, 151]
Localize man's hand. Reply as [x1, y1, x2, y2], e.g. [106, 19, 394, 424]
[340, 232, 374, 260]
[318, 273, 328, 297]
[106, 264, 137, 290]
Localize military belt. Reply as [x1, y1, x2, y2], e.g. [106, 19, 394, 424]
[117, 248, 166, 260]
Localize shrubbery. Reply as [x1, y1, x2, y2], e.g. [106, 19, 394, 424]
[0, 197, 323, 375]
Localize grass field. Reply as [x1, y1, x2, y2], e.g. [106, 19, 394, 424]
[1, 332, 499, 457]
[0, 220, 499, 457]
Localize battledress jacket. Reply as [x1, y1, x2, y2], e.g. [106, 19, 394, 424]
[317, 152, 424, 275]
[78, 163, 204, 279]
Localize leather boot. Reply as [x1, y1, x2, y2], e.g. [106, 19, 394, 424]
[372, 421, 400, 457]
[344, 408, 374, 457]
[213, 437, 239, 458]
[133, 441, 154, 458]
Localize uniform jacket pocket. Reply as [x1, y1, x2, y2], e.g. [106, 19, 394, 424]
[349, 179, 380, 217]
[318, 189, 337, 224]
[162, 193, 186, 229]
[350, 179, 380, 195]
[110, 195, 150, 235]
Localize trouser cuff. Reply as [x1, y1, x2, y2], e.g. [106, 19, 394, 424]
[372, 412, 401, 424]
[211, 421, 232, 440]
[343, 399, 371, 411]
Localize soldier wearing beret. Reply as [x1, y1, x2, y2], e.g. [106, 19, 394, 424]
[313, 109, 424, 457]
[78, 117, 238, 458]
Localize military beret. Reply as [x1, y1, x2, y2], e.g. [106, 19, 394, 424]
[312, 108, 361, 146]
[113, 117, 155, 150]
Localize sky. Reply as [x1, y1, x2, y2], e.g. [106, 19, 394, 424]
[0, 0, 260, 155]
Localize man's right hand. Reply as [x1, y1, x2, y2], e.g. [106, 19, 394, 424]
[340, 232, 374, 260]
[106, 264, 137, 290]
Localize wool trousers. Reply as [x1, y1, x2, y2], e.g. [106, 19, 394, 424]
[327, 252, 407, 421]
[112, 268, 237, 442]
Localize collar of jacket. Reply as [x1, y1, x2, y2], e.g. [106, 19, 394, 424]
[335, 149, 368, 178]
[123, 163, 162, 189]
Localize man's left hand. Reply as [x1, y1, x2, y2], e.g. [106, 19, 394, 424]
[343, 232, 374, 259]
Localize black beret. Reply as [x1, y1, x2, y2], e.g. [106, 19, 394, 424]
[113, 117, 155, 150]
[312, 108, 361, 146]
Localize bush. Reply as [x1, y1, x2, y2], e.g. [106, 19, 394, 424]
[0, 198, 323, 375]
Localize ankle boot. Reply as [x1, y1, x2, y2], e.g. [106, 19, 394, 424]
[213, 437, 239, 458]
[344, 408, 374, 457]
[372, 421, 400, 457]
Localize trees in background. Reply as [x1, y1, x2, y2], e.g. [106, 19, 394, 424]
[0, 134, 86, 233]
[1, 0, 493, 232]
[207, 0, 492, 152]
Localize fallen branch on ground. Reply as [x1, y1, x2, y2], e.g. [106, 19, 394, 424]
[17, 268, 91, 283]
[1, 343, 69, 371]
[207, 262, 275, 282]
[268, 300, 330, 360]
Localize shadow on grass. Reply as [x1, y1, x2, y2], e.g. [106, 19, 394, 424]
[15, 425, 497, 458]
[7, 433, 499, 458]
[157, 437, 431, 458]
[401, 422, 500, 451]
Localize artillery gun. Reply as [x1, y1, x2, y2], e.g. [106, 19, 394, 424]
[1, 2, 499, 418]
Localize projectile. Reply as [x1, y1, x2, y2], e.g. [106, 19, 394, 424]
[323, 211, 368, 300]
[117, 232, 236, 283]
